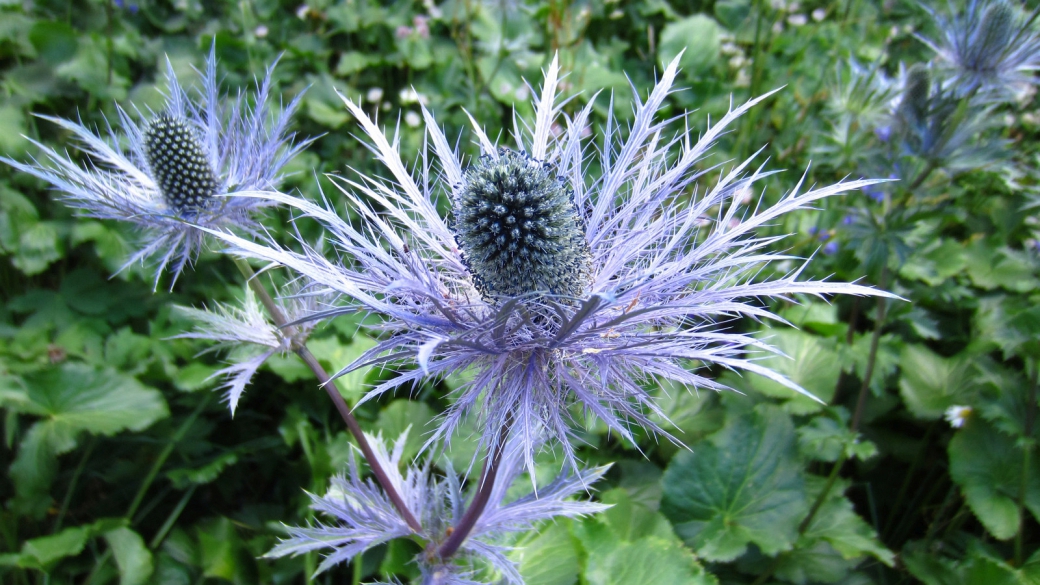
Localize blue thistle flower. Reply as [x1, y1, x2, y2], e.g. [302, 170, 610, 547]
[265, 431, 608, 582]
[209, 55, 894, 471]
[919, 0, 1040, 99]
[1, 47, 308, 288]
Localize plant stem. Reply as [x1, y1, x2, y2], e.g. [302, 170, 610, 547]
[233, 259, 423, 533]
[882, 420, 938, 539]
[53, 438, 96, 533]
[851, 266, 890, 433]
[148, 484, 197, 549]
[125, 394, 211, 521]
[437, 422, 512, 559]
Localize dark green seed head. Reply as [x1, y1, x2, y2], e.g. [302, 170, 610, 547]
[452, 149, 591, 300]
[973, 1, 1014, 70]
[144, 113, 218, 212]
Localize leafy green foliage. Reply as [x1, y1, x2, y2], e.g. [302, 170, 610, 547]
[0, 0, 1038, 582]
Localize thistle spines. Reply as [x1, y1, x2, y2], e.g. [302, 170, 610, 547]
[144, 113, 218, 213]
[452, 149, 591, 300]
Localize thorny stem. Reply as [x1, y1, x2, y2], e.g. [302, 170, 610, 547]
[232, 259, 423, 534]
[437, 422, 513, 559]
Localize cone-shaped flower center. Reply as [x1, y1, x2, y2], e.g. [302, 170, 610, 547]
[144, 113, 218, 212]
[453, 150, 591, 299]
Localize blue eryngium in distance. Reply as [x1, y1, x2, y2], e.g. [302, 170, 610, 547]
[208, 54, 896, 473]
[920, 0, 1040, 100]
[0, 47, 308, 288]
[265, 431, 609, 583]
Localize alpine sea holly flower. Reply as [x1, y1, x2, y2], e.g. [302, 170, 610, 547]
[209, 55, 894, 471]
[266, 431, 609, 582]
[0, 47, 308, 288]
[919, 0, 1040, 99]
[174, 281, 323, 413]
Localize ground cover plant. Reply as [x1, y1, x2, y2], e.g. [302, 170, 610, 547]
[0, 0, 1039, 584]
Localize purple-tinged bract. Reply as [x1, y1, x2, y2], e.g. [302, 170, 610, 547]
[0, 47, 309, 288]
[210, 55, 894, 472]
[266, 432, 608, 583]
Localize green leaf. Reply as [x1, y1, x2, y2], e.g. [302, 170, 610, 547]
[661, 406, 807, 561]
[949, 421, 1040, 540]
[964, 243, 1040, 292]
[11, 220, 61, 276]
[839, 332, 901, 396]
[585, 536, 717, 585]
[800, 477, 894, 566]
[3, 364, 168, 516]
[374, 399, 436, 463]
[658, 15, 721, 75]
[747, 329, 840, 414]
[166, 452, 239, 488]
[514, 522, 580, 585]
[974, 295, 1040, 360]
[797, 412, 878, 462]
[105, 527, 154, 585]
[898, 345, 976, 420]
[28, 20, 78, 64]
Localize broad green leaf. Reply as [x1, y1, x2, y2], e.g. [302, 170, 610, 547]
[374, 399, 436, 463]
[900, 238, 966, 286]
[973, 295, 1040, 360]
[748, 329, 840, 414]
[898, 345, 976, 420]
[903, 540, 1031, 585]
[0, 106, 28, 157]
[0, 518, 125, 569]
[3, 364, 168, 516]
[799, 477, 894, 566]
[964, 243, 1039, 292]
[12, 220, 61, 276]
[28, 20, 78, 64]
[661, 406, 807, 561]
[105, 527, 154, 585]
[515, 522, 580, 585]
[949, 421, 1040, 540]
[599, 489, 676, 542]
[585, 536, 717, 585]
[658, 15, 721, 75]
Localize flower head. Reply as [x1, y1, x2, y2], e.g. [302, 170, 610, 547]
[210, 55, 893, 471]
[945, 404, 973, 428]
[1, 47, 308, 288]
[266, 431, 608, 583]
[919, 0, 1040, 99]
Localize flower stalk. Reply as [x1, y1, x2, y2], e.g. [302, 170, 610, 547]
[232, 258, 423, 533]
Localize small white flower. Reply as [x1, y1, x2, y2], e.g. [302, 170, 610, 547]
[405, 111, 422, 128]
[787, 13, 808, 26]
[514, 85, 531, 101]
[254, 24, 269, 38]
[945, 405, 973, 428]
[772, 21, 784, 33]
[812, 8, 826, 21]
[366, 87, 385, 103]
[609, 9, 624, 19]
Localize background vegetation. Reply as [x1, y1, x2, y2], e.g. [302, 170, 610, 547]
[1, 0, 1039, 583]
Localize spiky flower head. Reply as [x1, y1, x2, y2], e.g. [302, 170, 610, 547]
[0, 46, 308, 288]
[453, 149, 591, 300]
[919, 0, 1040, 99]
[889, 63, 1007, 173]
[210, 55, 894, 472]
[266, 431, 608, 583]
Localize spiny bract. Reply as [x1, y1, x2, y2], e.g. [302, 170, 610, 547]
[208, 54, 895, 473]
[453, 149, 590, 300]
